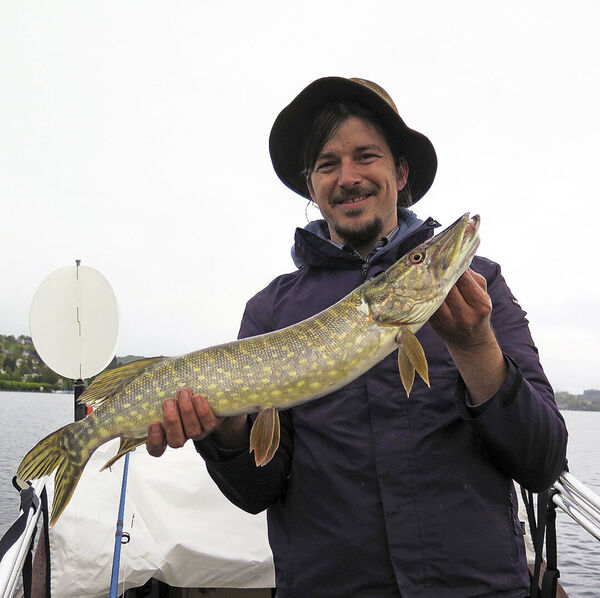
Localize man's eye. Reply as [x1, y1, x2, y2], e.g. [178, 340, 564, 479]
[359, 153, 378, 161]
[316, 162, 335, 172]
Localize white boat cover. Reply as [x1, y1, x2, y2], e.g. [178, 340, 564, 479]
[47, 440, 275, 597]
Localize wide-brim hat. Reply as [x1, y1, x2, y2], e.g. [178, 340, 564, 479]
[269, 77, 437, 203]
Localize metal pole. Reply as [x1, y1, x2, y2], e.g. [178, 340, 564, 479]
[109, 452, 131, 598]
[74, 378, 87, 421]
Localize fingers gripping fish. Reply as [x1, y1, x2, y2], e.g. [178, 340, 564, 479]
[17, 214, 480, 525]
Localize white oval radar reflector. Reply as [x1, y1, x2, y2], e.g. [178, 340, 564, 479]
[29, 264, 120, 379]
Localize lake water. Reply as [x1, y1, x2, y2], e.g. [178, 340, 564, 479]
[0, 392, 598, 596]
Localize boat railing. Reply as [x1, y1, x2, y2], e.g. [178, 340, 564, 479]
[0, 478, 47, 598]
[552, 471, 600, 542]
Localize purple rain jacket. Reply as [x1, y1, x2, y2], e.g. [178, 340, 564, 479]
[196, 214, 568, 598]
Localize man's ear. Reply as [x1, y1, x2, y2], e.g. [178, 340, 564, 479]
[396, 158, 409, 191]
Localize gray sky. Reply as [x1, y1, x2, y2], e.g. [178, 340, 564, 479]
[1, 1, 599, 393]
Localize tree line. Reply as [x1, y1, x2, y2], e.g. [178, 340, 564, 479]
[0, 334, 66, 391]
[554, 389, 600, 411]
[2, 334, 600, 409]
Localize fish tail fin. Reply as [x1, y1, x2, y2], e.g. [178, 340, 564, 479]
[17, 425, 69, 482]
[17, 422, 91, 525]
[49, 453, 87, 525]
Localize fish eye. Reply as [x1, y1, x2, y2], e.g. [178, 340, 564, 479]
[410, 251, 425, 264]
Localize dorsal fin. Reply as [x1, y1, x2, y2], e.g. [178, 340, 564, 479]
[79, 357, 166, 408]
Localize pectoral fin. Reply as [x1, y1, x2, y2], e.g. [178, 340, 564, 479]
[100, 437, 145, 471]
[397, 329, 430, 396]
[249, 408, 280, 467]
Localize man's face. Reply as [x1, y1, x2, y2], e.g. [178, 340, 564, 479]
[306, 116, 408, 251]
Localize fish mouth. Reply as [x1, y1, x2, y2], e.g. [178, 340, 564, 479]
[432, 213, 480, 272]
[453, 213, 480, 270]
[464, 214, 480, 240]
[462, 214, 480, 252]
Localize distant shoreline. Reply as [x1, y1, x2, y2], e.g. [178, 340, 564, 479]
[1, 387, 600, 412]
[3, 334, 600, 410]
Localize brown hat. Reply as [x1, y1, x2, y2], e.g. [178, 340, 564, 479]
[269, 77, 437, 203]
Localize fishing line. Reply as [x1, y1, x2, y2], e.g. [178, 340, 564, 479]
[304, 199, 321, 224]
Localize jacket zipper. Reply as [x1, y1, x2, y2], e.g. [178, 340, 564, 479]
[356, 218, 440, 285]
[360, 260, 370, 283]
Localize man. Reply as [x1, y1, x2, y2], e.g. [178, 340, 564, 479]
[147, 77, 567, 597]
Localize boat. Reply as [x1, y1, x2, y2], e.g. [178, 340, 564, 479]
[1, 439, 599, 597]
[0, 441, 275, 597]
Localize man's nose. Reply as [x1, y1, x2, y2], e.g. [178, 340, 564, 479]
[338, 159, 362, 187]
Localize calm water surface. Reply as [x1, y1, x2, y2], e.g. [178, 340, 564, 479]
[0, 393, 598, 595]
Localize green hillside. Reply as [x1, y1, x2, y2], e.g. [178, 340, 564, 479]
[0, 334, 143, 392]
[1, 333, 599, 410]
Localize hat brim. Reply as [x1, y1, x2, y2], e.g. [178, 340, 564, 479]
[269, 77, 437, 203]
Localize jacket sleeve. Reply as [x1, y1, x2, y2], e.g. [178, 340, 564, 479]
[194, 292, 294, 514]
[455, 257, 568, 492]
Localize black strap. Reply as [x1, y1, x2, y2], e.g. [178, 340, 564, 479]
[531, 490, 549, 598]
[0, 480, 52, 598]
[521, 487, 537, 542]
[0, 481, 39, 561]
[540, 491, 560, 598]
[521, 487, 560, 598]
[37, 484, 52, 598]
[22, 485, 52, 598]
[22, 525, 36, 598]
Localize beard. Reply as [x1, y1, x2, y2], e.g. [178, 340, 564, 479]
[332, 215, 383, 253]
[328, 185, 385, 251]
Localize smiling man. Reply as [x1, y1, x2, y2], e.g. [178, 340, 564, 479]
[305, 115, 407, 254]
[147, 77, 568, 597]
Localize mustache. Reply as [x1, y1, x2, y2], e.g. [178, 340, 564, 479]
[330, 186, 378, 206]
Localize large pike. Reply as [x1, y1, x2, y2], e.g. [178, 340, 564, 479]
[18, 214, 480, 524]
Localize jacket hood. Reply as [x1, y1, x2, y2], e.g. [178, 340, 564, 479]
[291, 207, 425, 268]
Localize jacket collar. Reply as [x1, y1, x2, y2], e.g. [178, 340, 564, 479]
[291, 208, 440, 269]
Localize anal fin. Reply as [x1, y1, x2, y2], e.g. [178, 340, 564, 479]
[100, 437, 145, 471]
[397, 329, 430, 397]
[249, 408, 280, 467]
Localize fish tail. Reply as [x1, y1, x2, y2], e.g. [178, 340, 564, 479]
[17, 422, 92, 525]
[50, 452, 86, 525]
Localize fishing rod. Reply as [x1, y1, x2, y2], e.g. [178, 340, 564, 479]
[552, 472, 600, 541]
[109, 451, 132, 598]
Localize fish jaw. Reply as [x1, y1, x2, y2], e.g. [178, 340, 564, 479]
[361, 213, 480, 328]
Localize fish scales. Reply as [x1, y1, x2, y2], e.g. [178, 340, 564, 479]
[117, 294, 392, 431]
[17, 213, 480, 524]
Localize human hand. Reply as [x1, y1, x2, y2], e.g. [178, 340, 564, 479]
[429, 268, 495, 349]
[146, 388, 247, 457]
[429, 268, 507, 404]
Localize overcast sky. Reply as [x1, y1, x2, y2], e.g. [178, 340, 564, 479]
[1, 1, 599, 393]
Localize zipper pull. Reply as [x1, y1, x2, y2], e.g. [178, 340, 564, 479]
[360, 261, 370, 282]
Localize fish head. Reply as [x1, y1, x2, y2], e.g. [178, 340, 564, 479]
[362, 213, 480, 327]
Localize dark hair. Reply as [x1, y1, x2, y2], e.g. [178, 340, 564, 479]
[301, 101, 413, 207]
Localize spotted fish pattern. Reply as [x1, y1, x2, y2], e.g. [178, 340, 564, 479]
[17, 214, 480, 525]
